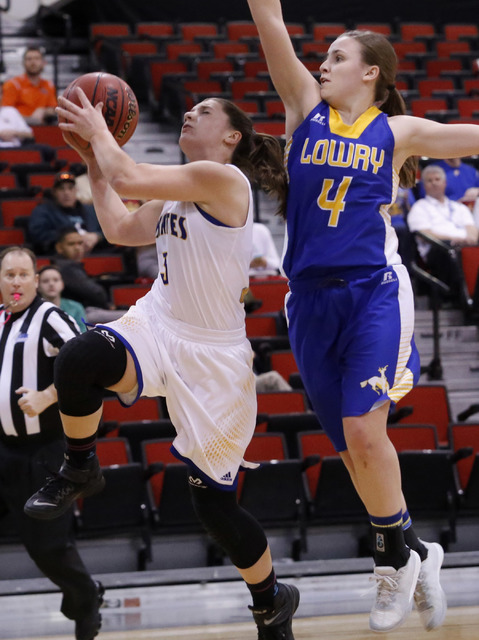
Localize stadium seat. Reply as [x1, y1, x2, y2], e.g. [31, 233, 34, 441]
[135, 23, 175, 39]
[81, 254, 124, 276]
[0, 228, 24, 245]
[118, 420, 176, 462]
[355, 23, 392, 36]
[417, 78, 456, 97]
[394, 384, 452, 447]
[239, 456, 319, 558]
[436, 41, 471, 58]
[449, 422, 479, 491]
[111, 284, 152, 308]
[90, 23, 131, 39]
[0, 174, 18, 190]
[31, 125, 67, 147]
[180, 23, 219, 42]
[96, 437, 132, 466]
[55, 147, 83, 167]
[410, 97, 448, 118]
[460, 247, 479, 310]
[102, 397, 163, 424]
[312, 23, 346, 41]
[267, 413, 322, 458]
[77, 462, 152, 570]
[248, 277, 289, 313]
[226, 21, 259, 41]
[387, 424, 439, 451]
[213, 42, 250, 60]
[166, 42, 203, 61]
[196, 59, 234, 80]
[400, 23, 436, 42]
[270, 350, 299, 383]
[256, 390, 308, 415]
[141, 439, 200, 531]
[244, 432, 288, 461]
[398, 450, 460, 545]
[0, 198, 37, 227]
[443, 24, 478, 41]
[0, 149, 43, 164]
[245, 313, 280, 338]
[231, 79, 270, 100]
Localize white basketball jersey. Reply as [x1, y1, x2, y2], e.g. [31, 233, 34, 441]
[145, 165, 253, 332]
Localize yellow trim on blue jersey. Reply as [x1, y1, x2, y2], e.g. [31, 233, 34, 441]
[329, 105, 382, 139]
[372, 516, 404, 528]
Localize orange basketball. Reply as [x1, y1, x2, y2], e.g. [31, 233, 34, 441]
[60, 72, 139, 150]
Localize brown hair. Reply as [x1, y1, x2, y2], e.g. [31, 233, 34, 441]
[0, 246, 37, 272]
[343, 30, 418, 189]
[214, 98, 288, 218]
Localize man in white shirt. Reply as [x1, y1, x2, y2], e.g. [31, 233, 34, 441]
[408, 164, 478, 299]
[0, 82, 33, 148]
[249, 222, 281, 277]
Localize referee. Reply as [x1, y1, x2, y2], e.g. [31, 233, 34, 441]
[0, 246, 103, 640]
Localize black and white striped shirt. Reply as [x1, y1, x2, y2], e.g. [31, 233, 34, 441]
[0, 295, 79, 446]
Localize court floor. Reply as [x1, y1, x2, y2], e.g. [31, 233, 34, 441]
[1, 562, 478, 639]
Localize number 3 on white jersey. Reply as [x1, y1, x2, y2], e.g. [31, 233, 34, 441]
[160, 251, 168, 285]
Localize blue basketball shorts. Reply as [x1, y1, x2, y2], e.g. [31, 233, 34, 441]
[286, 264, 420, 452]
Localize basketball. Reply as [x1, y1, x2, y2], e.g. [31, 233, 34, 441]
[60, 72, 139, 150]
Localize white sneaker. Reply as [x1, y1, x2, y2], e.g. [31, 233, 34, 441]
[370, 550, 421, 632]
[414, 541, 447, 630]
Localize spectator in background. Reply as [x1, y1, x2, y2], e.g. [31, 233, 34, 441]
[0, 81, 34, 147]
[415, 157, 479, 203]
[37, 265, 87, 333]
[2, 46, 57, 126]
[53, 227, 124, 324]
[407, 164, 478, 300]
[28, 171, 107, 255]
[136, 244, 158, 280]
[250, 222, 281, 277]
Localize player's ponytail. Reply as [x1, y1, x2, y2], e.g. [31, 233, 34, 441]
[247, 132, 287, 219]
[347, 30, 419, 189]
[215, 98, 288, 218]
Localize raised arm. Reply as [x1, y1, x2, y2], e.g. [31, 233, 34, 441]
[247, 0, 321, 136]
[84, 156, 163, 246]
[391, 116, 479, 170]
[58, 91, 250, 230]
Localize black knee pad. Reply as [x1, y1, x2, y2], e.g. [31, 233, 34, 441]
[188, 474, 267, 569]
[54, 328, 127, 416]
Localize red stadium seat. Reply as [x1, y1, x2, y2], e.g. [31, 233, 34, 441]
[256, 390, 307, 415]
[0, 198, 37, 227]
[96, 437, 132, 466]
[270, 350, 298, 382]
[394, 384, 452, 447]
[248, 277, 289, 313]
[102, 397, 162, 423]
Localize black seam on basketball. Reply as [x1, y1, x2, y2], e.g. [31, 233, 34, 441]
[111, 78, 126, 139]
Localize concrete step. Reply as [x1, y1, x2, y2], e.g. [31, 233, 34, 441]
[415, 340, 479, 357]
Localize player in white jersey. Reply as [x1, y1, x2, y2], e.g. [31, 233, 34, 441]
[25, 94, 301, 639]
[247, 0, 479, 633]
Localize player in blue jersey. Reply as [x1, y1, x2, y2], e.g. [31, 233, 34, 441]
[245, 0, 479, 633]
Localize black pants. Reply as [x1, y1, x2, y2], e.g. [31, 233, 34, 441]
[0, 438, 98, 620]
[425, 244, 462, 300]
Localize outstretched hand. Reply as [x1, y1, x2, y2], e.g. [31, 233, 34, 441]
[56, 87, 108, 144]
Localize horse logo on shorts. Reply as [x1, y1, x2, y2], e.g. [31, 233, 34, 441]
[360, 365, 389, 395]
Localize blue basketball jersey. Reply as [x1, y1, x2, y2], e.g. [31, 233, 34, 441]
[283, 101, 401, 281]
